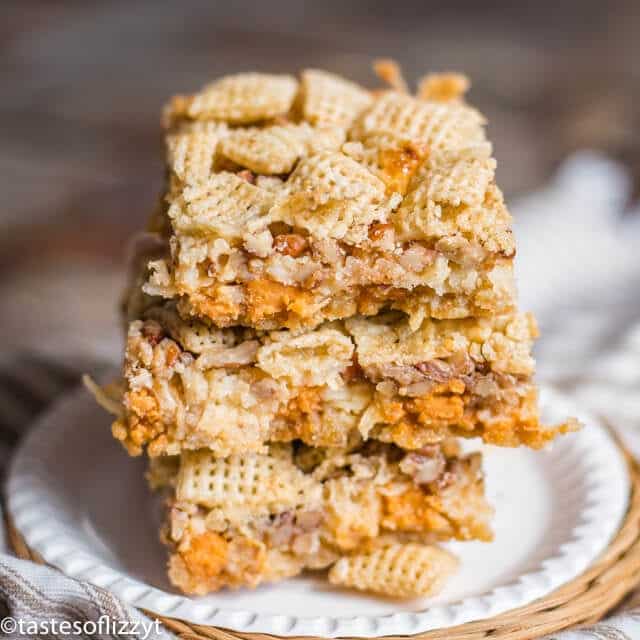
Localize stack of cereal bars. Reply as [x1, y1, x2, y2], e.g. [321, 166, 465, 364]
[93, 66, 577, 598]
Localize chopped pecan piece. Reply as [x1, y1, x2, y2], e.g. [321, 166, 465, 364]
[368, 223, 393, 241]
[142, 320, 164, 346]
[415, 359, 453, 383]
[237, 169, 256, 184]
[274, 234, 308, 257]
[342, 356, 364, 383]
[399, 450, 446, 485]
[267, 511, 296, 546]
[296, 510, 323, 531]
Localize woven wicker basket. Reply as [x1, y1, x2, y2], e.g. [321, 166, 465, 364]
[8, 441, 640, 640]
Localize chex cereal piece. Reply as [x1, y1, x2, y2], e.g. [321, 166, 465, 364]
[351, 91, 486, 153]
[270, 151, 393, 243]
[395, 188, 514, 260]
[393, 146, 507, 246]
[176, 449, 321, 513]
[166, 121, 228, 185]
[167, 172, 274, 238]
[185, 73, 298, 124]
[328, 543, 458, 598]
[423, 148, 496, 208]
[284, 151, 387, 204]
[300, 69, 373, 128]
[219, 125, 306, 175]
[143, 305, 239, 354]
[218, 123, 344, 175]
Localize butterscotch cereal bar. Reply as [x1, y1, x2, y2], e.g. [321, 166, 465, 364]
[99, 303, 575, 459]
[142, 70, 516, 331]
[84, 64, 583, 602]
[150, 440, 489, 595]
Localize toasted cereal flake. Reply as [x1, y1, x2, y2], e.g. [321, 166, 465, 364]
[270, 151, 392, 244]
[219, 125, 306, 174]
[305, 125, 348, 155]
[417, 72, 470, 102]
[406, 147, 496, 212]
[394, 164, 512, 252]
[346, 312, 537, 377]
[218, 123, 344, 175]
[391, 144, 504, 246]
[144, 305, 238, 354]
[284, 151, 385, 202]
[176, 449, 321, 512]
[328, 543, 458, 597]
[351, 92, 485, 153]
[166, 121, 228, 184]
[257, 327, 354, 388]
[301, 69, 373, 128]
[187, 73, 298, 124]
[168, 172, 274, 238]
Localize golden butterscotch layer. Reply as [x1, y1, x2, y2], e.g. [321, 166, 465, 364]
[99, 304, 576, 458]
[142, 69, 517, 330]
[152, 440, 489, 595]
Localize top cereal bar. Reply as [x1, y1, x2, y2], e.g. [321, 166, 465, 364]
[146, 69, 516, 330]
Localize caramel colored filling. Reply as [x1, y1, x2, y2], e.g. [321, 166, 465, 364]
[179, 278, 509, 330]
[245, 279, 319, 324]
[378, 143, 426, 195]
[374, 382, 575, 449]
[179, 532, 229, 585]
[272, 387, 353, 449]
[112, 387, 165, 456]
[381, 484, 492, 542]
[182, 289, 241, 326]
[171, 532, 267, 595]
[382, 487, 461, 538]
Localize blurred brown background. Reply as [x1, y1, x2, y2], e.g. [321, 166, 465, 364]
[2, 0, 639, 364]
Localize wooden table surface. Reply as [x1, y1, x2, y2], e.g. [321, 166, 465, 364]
[1, 0, 639, 364]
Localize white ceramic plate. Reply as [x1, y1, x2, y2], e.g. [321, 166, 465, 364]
[7, 385, 629, 638]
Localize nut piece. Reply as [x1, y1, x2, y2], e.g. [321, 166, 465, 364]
[274, 234, 308, 257]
